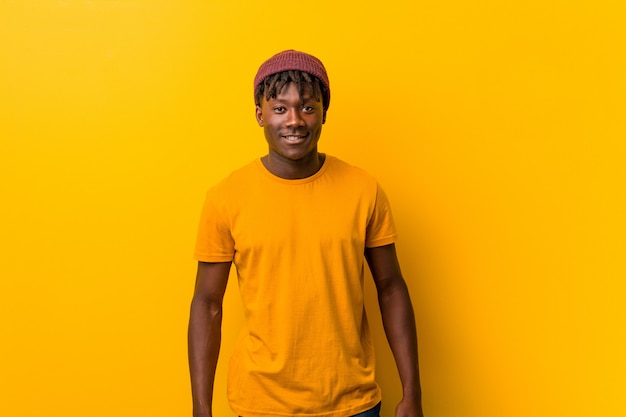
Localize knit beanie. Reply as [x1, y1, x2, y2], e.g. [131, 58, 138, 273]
[254, 50, 330, 110]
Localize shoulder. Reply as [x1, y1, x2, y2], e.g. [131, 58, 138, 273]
[325, 155, 379, 191]
[206, 160, 259, 196]
[326, 155, 377, 182]
[220, 159, 259, 185]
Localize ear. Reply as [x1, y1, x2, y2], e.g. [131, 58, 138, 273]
[256, 105, 264, 127]
[322, 109, 327, 124]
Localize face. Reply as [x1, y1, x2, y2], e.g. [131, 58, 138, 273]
[256, 82, 325, 164]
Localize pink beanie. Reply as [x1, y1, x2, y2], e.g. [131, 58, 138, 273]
[254, 50, 330, 109]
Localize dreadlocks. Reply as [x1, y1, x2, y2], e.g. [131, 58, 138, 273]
[254, 70, 328, 111]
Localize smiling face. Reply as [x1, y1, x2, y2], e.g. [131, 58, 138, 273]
[256, 82, 325, 172]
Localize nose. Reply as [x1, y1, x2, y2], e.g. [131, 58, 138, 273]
[284, 108, 305, 127]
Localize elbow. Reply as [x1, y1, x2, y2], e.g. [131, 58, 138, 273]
[377, 275, 410, 304]
[190, 293, 224, 320]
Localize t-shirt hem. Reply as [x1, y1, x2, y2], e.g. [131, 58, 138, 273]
[193, 252, 233, 262]
[365, 234, 397, 248]
[229, 394, 382, 417]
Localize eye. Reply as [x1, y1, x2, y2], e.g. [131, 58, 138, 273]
[273, 106, 285, 113]
[302, 106, 314, 113]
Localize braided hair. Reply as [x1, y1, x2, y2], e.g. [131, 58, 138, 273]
[254, 70, 328, 111]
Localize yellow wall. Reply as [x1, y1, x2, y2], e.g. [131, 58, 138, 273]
[1, 1, 624, 416]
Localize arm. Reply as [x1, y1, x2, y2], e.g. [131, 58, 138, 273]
[365, 243, 424, 417]
[188, 261, 232, 417]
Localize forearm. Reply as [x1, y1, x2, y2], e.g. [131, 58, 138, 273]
[188, 297, 222, 417]
[378, 279, 423, 401]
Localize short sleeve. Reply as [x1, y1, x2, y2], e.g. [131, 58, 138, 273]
[193, 188, 235, 262]
[365, 183, 397, 248]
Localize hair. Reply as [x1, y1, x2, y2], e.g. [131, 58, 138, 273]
[254, 70, 328, 111]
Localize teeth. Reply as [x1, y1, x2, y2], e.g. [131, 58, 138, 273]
[285, 136, 302, 141]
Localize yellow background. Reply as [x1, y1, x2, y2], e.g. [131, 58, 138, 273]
[1, 1, 624, 416]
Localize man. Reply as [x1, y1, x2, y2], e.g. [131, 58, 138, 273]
[188, 50, 424, 417]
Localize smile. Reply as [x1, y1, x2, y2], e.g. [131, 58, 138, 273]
[282, 134, 307, 141]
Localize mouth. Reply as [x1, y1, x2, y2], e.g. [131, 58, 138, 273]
[282, 133, 308, 142]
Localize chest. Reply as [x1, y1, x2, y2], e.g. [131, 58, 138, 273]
[230, 184, 373, 260]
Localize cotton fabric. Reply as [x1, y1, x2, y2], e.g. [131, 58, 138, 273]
[194, 155, 397, 417]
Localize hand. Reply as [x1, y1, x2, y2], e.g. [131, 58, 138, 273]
[395, 394, 424, 417]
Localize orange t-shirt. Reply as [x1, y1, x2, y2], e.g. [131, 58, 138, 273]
[194, 156, 397, 417]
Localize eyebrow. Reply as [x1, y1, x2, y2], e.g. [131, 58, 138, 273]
[271, 95, 316, 103]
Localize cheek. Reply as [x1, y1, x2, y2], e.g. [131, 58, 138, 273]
[312, 119, 324, 132]
[263, 124, 279, 140]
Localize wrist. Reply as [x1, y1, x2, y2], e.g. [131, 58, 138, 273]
[192, 405, 212, 417]
[402, 385, 422, 400]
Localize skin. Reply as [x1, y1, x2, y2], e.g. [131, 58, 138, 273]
[365, 244, 425, 417]
[188, 261, 231, 417]
[188, 81, 424, 417]
[255, 82, 326, 179]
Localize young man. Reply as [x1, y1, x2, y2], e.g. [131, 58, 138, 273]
[188, 50, 424, 417]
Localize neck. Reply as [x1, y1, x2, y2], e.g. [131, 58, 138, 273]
[262, 152, 325, 179]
